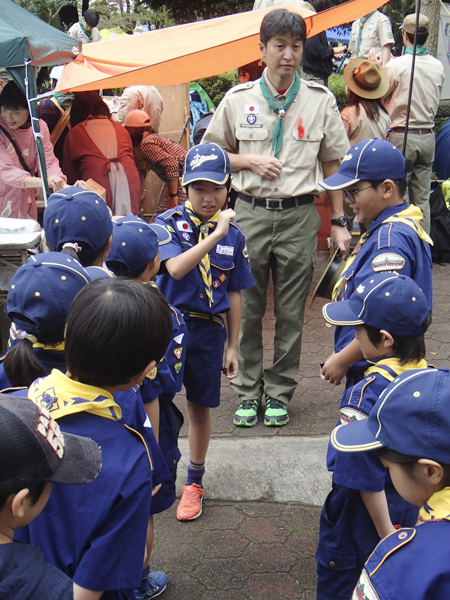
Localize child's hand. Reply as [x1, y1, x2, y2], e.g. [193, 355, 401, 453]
[320, 352, 346, 386]
[215, 208, 236, 238]
[223, 347, 239, 379]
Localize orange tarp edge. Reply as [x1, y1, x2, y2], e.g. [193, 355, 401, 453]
[58, 0, 389, 92]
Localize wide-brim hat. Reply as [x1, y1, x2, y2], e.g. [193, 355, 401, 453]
[344, 59, 389, 100]
[310, 248, 345, 308]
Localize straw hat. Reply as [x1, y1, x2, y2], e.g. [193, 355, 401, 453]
[343, 59, 389, 100]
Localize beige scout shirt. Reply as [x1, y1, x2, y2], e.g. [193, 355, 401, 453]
[68, 22, 103, 44]
[115, 86, 164, 134]
[202, 73, 349, 198]
[341, 105, 390, 146]
[383, 54, 445, 128]
[348, 11, 393, 59]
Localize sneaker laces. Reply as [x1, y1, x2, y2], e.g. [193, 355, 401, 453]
[266, 397, 286, 410]
[239, 399, 259, 410]
[183, 485, 203, 500]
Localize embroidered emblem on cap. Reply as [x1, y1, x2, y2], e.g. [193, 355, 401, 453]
[189, 153, 218, 170]
[36, 407, 65, 458]
[356, 284, 365, 294]
[342, 153, 352, 162]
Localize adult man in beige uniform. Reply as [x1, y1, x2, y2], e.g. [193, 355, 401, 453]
[349, 10, 393, 66]
[203, 9, 350, 427]
[384, 14, 445, 234]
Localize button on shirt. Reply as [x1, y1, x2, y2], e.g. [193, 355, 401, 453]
[384, 54, 445, 128]
[348, 11, 394, 59]
[202, 72, 349, 198]
[155, 206, 254, 315]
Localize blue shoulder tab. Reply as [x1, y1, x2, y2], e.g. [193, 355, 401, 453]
[366, 528, 416, 577]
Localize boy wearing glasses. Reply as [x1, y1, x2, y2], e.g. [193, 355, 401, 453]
[319, 138, 433, 388]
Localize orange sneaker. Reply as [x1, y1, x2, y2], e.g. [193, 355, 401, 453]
[176, 483, 205, 521]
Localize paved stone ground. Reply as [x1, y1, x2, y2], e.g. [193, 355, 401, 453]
[152, 253, 450, 599]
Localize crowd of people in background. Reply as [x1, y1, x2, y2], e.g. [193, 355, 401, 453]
[0, 4, 448, 600]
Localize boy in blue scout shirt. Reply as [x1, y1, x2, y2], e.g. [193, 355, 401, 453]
[319, 138, 433, 389]
[315, 272, 432, 600]
[332, 366, 450, 600]
[0, 395, 101, 600]
[155, 142, 254, 521]
[15, 279, 173, 600]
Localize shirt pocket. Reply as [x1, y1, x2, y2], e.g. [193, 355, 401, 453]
[290, 127, 324, 170]
[235, 128, 269, 155]
[210, 254, 234, 287]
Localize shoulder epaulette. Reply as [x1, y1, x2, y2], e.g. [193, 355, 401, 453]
[163, 209, 183, 221]
[366, 528, 416, 577]
[0, 386, 27, 394]
[225, 81, 256, 97]
[0, 355, 5, 364]
[230, 222, 245, 236]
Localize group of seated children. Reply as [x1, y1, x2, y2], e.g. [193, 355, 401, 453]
[315, 139, 445, 600]
[0, 141, 253, 599]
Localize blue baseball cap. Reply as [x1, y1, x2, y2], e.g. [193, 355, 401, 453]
[320, 138, 407, 190]
[331, 367, 450, 463]
[322, 272, 431, 336]
[106, 215, 171, 274]
[182, 142, 231, 186]
[44, 187, 113, 255]
[7, 252, 91, 337]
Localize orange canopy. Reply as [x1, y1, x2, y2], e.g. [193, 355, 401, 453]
[58, 0, 388, 92]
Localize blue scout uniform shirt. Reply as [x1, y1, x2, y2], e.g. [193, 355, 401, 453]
[155, 205, 254, 314]
[334, 203, 433, 354]
[14, 372, 153, 599]
[140, 304, 186, 514]
[353, 522, 450, 600]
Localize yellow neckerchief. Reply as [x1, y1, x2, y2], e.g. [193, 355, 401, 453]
[332, 205, 432, 302]
[33, 341, 65, 352]
[184, 200, 221, 307]
[365, 357, 428, 381]
[419, 487, 450, 522]
[28, 369, 122, 421]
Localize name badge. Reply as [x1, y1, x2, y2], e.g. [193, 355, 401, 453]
[216, 244, 234, 256]
[177, 220, 193, 233]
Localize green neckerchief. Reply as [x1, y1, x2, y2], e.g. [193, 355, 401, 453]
[54, 92, 74, 111]
[79, 18, 93, 40]
[356, 11, 377, 56]
[259, 71, 300, 159]
[405, 45, 429, 56]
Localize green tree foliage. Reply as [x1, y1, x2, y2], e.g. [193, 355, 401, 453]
[142, 0, 253, 24]
[16, 0, 72, 25]
[91, 0, 173, 32]
[195, 70, 240, 106]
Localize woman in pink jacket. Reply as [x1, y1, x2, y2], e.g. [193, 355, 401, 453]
[0, 81, 66, 219]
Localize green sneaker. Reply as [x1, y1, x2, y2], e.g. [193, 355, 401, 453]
[264, 396, 290, 426]
[233, 399, 261, 427]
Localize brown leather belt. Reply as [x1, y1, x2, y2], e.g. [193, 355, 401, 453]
[238, 193, 314, 210]
[391, 127, 433, 135]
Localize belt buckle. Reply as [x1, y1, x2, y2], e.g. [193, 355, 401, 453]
[265, 198, 283, 210]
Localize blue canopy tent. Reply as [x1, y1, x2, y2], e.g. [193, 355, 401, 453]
[0, 0, 80, 202]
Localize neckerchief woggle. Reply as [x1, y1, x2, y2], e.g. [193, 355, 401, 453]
[332, 205, 432, 302]
[356, 11, 377, 57]
[405, 45, 429, 56]
[420, 487, 450, 522]
[28, 369, 122, 421]
[259, 72, 301, 159]
[184, 200, 221, 307]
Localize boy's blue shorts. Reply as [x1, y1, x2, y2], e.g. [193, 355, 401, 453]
[182, 314, 227, 408]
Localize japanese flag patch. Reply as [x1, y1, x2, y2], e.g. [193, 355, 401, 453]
[177, 221, 193, 233]
[245, 103, 260, 114]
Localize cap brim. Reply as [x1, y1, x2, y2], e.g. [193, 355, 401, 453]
[331, 421, 383, 453]
[320, 173, 360, 191]
[343, 58, 390, 100]
[322, 300, 363, 326]
[47, 432, 102, 485]
[182, 172, 229, 186]
[148, 223, 172, 245]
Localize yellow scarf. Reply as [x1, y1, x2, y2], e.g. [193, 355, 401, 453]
[332, 206, 432, 302]
[33, 341, 65, 352]
[28, 369, 122, 421]
[184, 200, 221, 307]
[419, 487, 450, 522]
[365, 358, 428, 382]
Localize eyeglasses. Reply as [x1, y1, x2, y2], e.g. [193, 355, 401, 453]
[342, 184, 374, 203]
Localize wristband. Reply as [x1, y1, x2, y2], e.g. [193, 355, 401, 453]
[169, 193, 178, 197]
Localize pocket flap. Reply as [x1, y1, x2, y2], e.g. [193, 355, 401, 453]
[292, 128, 323, 142]
[236, 128, 269, 141]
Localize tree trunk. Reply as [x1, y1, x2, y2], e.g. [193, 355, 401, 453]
[422, 0, 440, 57]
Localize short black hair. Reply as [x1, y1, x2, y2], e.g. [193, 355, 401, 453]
[310, 0, 331, 12]
[83, 9, 100, 28]
[0, 81, 28, 112]
[406, 31, 429, 46]
[363, 312, 431, 364]
[260, 9, 306, 46]
[367, 179, 408, 198]
[0, 480, 46, 512]
[65, 278, 172, 387]
[106, 260, 147, 280]
[60, 239, 111, 268]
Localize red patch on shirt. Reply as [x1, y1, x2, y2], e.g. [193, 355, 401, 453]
[212, 273, 227, 289]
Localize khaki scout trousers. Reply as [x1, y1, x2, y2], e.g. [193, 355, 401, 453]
[231, 198, 321, 405]
[387, 130, 435, 234]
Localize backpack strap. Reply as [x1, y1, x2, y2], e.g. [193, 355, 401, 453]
[0, 123, 30, 173]
[50, 106, 71, 147]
